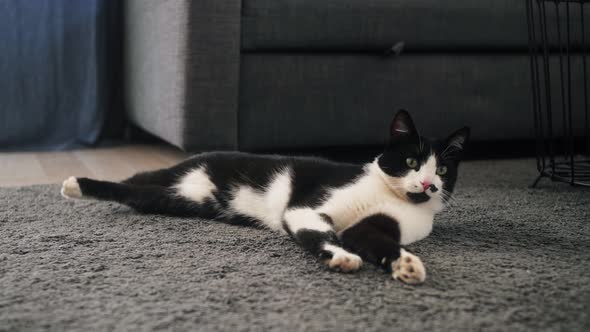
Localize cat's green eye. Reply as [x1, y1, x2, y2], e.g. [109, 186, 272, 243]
[437, 165, 448, 176]
[406, 158, 418, 169]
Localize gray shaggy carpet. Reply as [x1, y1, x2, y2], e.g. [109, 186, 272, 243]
[1, 159, 589, 331]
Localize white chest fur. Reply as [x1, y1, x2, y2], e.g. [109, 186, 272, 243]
[317, 163, 436, 245]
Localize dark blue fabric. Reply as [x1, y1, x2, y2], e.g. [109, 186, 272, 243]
[0, 0, 120, 151]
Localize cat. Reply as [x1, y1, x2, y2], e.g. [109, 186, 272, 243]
[61, 110, 469, 285]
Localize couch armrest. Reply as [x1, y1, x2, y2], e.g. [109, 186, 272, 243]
[125, 0, 241, 151]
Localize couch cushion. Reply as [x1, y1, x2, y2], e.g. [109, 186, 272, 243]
[242, 0, 588, 51]
[238, 54, 588, 150]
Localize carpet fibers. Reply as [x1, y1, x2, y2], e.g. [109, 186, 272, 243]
[1, 159, 589, 331]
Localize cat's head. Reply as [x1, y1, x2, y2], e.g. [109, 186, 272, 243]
[377, 110, 469, 209]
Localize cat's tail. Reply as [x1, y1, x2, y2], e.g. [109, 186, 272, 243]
[60, 176, 213, 217]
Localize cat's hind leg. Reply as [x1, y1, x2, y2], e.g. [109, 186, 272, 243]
[61, 177, 215, 217]
[61, 163, 178, 199]
[282, 208, 362, 272]
[121, 168, 177, 187]
[61, 176, 85, 199]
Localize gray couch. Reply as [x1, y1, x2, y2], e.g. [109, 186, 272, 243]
[124, 0, 588, 151]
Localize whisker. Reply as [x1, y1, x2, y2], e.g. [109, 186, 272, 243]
[440, 189, 454, 197]
[439, 190, 458, 206]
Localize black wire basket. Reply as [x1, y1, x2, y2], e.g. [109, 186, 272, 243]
[526, 0, 590, 187]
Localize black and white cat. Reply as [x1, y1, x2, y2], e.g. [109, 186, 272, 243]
[61, 110, 469, 284]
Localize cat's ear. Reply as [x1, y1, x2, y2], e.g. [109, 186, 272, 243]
[444, 127, 470, 156]
[390, 109, 418, 139]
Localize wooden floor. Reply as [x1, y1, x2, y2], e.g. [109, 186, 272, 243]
[0, 145, 189, 187]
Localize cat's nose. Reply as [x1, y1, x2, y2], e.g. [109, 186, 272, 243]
[420, 181, 431, 191]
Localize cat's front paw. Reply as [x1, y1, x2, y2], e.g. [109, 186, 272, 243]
[392, 249, 426, 285]
[61, 176, 83, 199]
[327, 252, 363, 273]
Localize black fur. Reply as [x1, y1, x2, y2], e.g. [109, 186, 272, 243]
[406, 192, 431, 204]
[319, 213, 334, 225]
[293, 229, 340, 260]
[340, 214, 403, 271]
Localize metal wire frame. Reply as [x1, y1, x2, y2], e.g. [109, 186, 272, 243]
[526, 0, 590, 187]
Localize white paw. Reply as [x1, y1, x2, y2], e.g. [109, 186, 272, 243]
[324, 244, 363, 273]
[328, 252, 363, 273]
[392, 249, 426, 285]
[61, 176, 82, 199]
